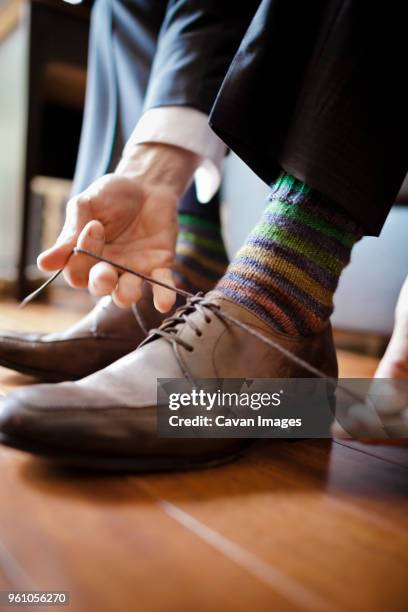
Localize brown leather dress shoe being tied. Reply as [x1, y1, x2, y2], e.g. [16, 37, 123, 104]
[0, 291, 338, 472]
[0, 290, 166, 382]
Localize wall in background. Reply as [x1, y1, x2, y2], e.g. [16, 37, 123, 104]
[222, 153, 408, 335]
[0, 20, 26, 279]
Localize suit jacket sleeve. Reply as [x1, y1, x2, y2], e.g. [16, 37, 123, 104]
[143, 0, 260, 115]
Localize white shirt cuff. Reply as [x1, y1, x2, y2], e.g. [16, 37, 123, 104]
[123, 106, 226, 203]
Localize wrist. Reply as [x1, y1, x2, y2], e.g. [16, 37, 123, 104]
[116, 143, 200, 197]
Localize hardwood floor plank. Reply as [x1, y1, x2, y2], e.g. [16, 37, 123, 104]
[336, 439, 408, 469]
[134, 440, 408, 612]
[0, 539, 34, 590]
[0, 301, 83, 334]
[0, 370, 39, 395]
[337, 349, 379, 378]
[0, 447, 302, 612]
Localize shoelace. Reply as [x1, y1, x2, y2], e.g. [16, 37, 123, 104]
[19, 247, 373, 406]
[148, 295, 222, 352]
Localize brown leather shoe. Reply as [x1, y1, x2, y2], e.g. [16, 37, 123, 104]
[0, 289, 165, 381]
[0, 292, 338, 471]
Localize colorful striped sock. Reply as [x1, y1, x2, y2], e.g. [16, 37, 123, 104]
[174, 212, 229, 294]
[217, 172, 363, 335]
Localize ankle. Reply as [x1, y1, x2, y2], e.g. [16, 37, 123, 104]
[216, 172, 363, 336]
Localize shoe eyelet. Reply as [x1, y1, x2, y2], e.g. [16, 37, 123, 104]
[205, 318, 212, 324]
[196, 331, 203, 337]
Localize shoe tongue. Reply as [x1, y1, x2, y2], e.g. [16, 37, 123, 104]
[139, 302, 187, 347]
[203, 290, 229, 307]
[205, 289, 222, 299]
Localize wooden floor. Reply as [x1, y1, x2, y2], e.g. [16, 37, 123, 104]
[0, 300, 407, 612]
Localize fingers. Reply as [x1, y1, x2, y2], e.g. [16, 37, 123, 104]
[112, 273, 143, 309]
[37, 192, 92, 273]
[90, 259, 175, 310]
[151, 268, 176, 313]
[37, 234, 76, 273]
[88, 262, 118, 297]
[331, 420, 352, 439]
[63, 220, 105, 288]
[331, 401, 387, 440]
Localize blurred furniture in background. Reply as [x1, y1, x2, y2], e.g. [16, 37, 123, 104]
[0, 0, 91, 297]
[16, 0, 91, 298]
[0, 0, 26, 294]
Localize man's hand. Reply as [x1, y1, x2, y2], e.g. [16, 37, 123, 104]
[37, 144, 200, 312]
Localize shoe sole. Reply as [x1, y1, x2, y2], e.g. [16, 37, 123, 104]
[0, 432, 253, 473]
